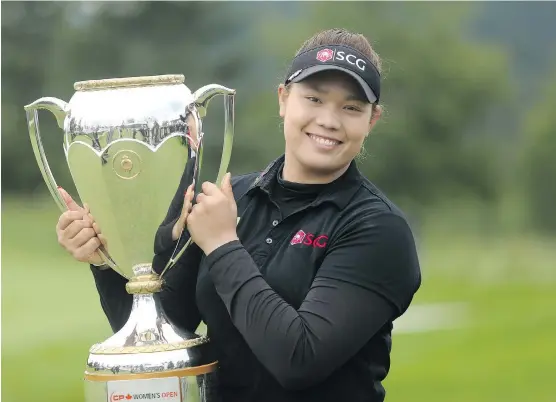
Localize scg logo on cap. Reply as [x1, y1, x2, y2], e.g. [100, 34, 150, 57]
[316, 49, 334, 63]
[316, 48, 367, 72]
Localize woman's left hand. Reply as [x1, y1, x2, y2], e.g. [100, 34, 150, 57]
[187, 172, 239, 255]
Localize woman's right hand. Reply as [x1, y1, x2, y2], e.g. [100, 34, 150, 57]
[56, 187, 107, 266]
[172, 182, 195, 241]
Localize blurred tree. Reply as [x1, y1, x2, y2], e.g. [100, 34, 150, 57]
[1, 2, 67, 193]
[473, 1, 556, 104]
[519, 63, 556, 233]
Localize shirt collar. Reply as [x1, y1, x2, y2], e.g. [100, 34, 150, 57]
[247, 155, 363, 210]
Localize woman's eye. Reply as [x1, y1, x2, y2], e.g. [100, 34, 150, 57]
[306, 96, 321, 103]
[345, 105, 362, 112]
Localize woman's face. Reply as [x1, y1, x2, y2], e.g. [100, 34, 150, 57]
[278, 71, 380, 183]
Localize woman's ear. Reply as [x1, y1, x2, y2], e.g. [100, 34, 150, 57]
[278, 84, 289, 118]
[368, 104, 382, 132]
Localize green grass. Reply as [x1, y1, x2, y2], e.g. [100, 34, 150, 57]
[2, 196, 113, 402]
[386, 283, 555, 402]
[2, 196, 556, 402]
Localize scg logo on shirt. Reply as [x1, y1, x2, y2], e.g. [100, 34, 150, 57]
[290, 230, 328, 248]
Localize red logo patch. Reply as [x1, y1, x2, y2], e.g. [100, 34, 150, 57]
[316, 49, 334, 63]
[290, 230, 306, 245]
[290, 230, 328, 248]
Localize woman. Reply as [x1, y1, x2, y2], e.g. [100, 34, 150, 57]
[56, 28, 421, 402]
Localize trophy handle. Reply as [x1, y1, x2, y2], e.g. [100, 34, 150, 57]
[193, 84, 236, 185]
[161, 85, 236, 274]
[24, 97, 70, 212]
[24, 97, 118, 270]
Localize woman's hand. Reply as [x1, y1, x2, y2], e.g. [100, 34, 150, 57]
[172, 182, 195, 241]
[56, 187, 108, 266]
[187, 173, 239, 255]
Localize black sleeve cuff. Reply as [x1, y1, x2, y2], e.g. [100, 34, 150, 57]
[90, 264, 123, 280]
[154, 218, 179, 255]
[89, 263, 131, 333]
[203, 240, 244, 269]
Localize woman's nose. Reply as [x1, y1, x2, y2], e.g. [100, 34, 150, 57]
[314, 109, 341, 131]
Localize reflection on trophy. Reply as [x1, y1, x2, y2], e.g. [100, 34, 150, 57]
[24, 75, 235, 402]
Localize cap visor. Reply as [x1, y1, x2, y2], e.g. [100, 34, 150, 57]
[290, 65, 377, 103]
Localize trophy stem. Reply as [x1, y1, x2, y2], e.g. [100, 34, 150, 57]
[125, 265, 164, 295]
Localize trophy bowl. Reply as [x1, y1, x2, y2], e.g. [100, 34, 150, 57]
[24, 74, 236, 402]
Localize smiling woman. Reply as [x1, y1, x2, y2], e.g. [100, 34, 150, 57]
[278, 31, 383, 184]
[56, 28, 422, 402]
[278, 72, 381, 183]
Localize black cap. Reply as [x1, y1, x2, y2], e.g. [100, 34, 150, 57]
[284, 45, 381, 104]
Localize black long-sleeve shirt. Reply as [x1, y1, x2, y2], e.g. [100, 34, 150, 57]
[91, 155, 421, 402]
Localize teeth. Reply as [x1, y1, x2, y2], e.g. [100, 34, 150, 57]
[309, 134, 339, 146]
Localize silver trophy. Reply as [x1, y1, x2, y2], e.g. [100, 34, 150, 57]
[24, 74, 235, 402]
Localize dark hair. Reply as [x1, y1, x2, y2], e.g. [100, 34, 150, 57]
[295, 28, 382, 75]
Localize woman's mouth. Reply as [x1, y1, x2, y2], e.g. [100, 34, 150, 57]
[306, 133, 342, 147]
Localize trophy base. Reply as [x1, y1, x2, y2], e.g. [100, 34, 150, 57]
[84, 264, 219, 402]
[84, 368, 219, 402]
